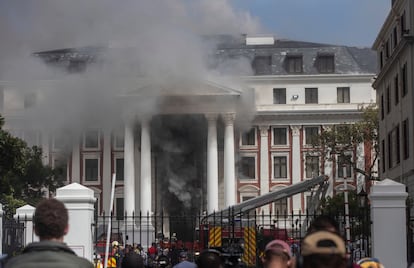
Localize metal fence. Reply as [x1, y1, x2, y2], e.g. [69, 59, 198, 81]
[93, 209, 372, 267]
[2, 217, 26, 257]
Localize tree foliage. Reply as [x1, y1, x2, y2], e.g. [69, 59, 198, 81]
[0, 115, 64, 216]
[310, 104, 379, 181]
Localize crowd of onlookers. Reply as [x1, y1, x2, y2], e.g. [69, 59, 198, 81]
[1, 198, 385, 268]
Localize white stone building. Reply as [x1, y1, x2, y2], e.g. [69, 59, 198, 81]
[372, 0, 414, 214]
[0, 36, 377, 223]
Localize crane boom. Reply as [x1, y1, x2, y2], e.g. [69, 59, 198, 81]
[207, 175, 328, 219]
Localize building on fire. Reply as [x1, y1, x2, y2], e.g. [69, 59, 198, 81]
[0, 35, 377, 231]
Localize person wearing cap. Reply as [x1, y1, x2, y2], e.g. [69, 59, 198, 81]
[356, 257, 385, 268]
[262, 239, 294, 268]
[172, 252, 196, 268]
[111, 241, 123, 268]
[300, 230, 348, 268]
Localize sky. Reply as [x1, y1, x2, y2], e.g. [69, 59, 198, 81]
[231, 0, 391, 47]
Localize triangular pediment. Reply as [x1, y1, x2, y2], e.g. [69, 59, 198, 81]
[121, 78, 242, 98]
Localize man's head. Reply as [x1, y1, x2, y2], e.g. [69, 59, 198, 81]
[121, 253, 144, 268]
[262, 240, 292, 268]
[196, 249, 224, 268]
[179, 251, 188, 261]
[301, 231, 347, 268]
[34, 198, 68, 240]
[308, 215, 340, 234]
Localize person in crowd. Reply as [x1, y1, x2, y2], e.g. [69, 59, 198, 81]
[169, 243, 180, 267]
[307, 215, 361, 268]
[300, 230, 348, 268]
[121, 253, 144, 268]
[261, 239, 294, 268]
[356, 257, 385, 268]
[196, 249, 224, 268]
[112, 241, 124, 268]
[4, 198, 94, 268]
[172, 252, 196, 268]
[307, 215, 340, 234]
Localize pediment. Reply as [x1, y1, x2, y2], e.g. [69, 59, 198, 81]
[121, 78, 242, 98]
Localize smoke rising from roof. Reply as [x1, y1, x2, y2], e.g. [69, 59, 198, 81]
[0, 0, 261, 130]
[0, 0, 261, 214]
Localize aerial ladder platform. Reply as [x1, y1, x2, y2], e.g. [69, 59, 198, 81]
[206, 174, 329, 220]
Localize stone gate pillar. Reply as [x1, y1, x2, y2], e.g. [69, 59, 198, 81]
[369, 179, 408, 268]
[56, 183, 96, 262]
[14, 205, 37, 245]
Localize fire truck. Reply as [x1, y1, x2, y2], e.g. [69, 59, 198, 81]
[195, 175, 329, 267]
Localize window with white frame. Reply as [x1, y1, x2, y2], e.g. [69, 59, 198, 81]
[305, 88, 318, 104]
[241, 196, 255, 202]
[83, 129, 100, 150]
[116, 197, 124, 220]
[273, 127, 287, 145]
[24, 92, 37, 109]
[337, 87, 350, 103]
[239, 156, 256, 180]
[52, 156, 68, 182]
[115, 157, 124, 181]
[337, 154, 352, 178]
[241, 128, 256, 146]
[273, 156, 287, 179]
[273, 88, 286, 104]
[83, 156, 100, 182]
[52, 133, 69, 151]
[274, 198, 288, 216]
[113, 129, 124, 149]
[304, 127, 319, 145]
[305, 156, 319, 178]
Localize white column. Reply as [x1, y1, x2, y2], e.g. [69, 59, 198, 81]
[140, 119, 152, 215]
[291, 125, 301, 212]
[259, 126, 270, 214]
[71, 139, 80, 183]
[124, 121, 135, 216]
[206, 114, 219, 213]
[223, 113, 236, 207]
[369, 179, 408, 268]
[102, 128, 112, 214]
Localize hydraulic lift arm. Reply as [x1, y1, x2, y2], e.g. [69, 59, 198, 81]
[207, 175, 329, 219]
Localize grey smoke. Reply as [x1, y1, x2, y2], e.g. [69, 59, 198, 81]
[0, 0, 263, 212]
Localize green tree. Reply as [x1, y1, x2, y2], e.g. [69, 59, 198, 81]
[0, 115, 64, 216]
[310, 104, 379, 182]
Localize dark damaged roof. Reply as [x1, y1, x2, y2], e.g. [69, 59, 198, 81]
[210, 35, 377, 75]
[33, 35, 377, 75]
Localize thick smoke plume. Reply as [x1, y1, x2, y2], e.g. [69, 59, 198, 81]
[0, 0, 262, 213]
[0, 0, 261, 129]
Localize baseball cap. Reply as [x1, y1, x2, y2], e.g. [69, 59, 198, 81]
[264, 239, 292, 259]
[112, 241, 119, 247]
[179, 251, 188, 258]
[357, 257, 385, 268]
[301, 231, 346, 257]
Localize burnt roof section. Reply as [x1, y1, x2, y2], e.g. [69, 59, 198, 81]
[33, 35, 377, 76]
[211, 36, 377, 75]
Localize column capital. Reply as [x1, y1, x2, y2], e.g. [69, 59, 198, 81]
[222, 113, 236, 126]
[259, 125, 269, 137]
[291, 125, 301, 136]
[205, 113, 219, 122]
